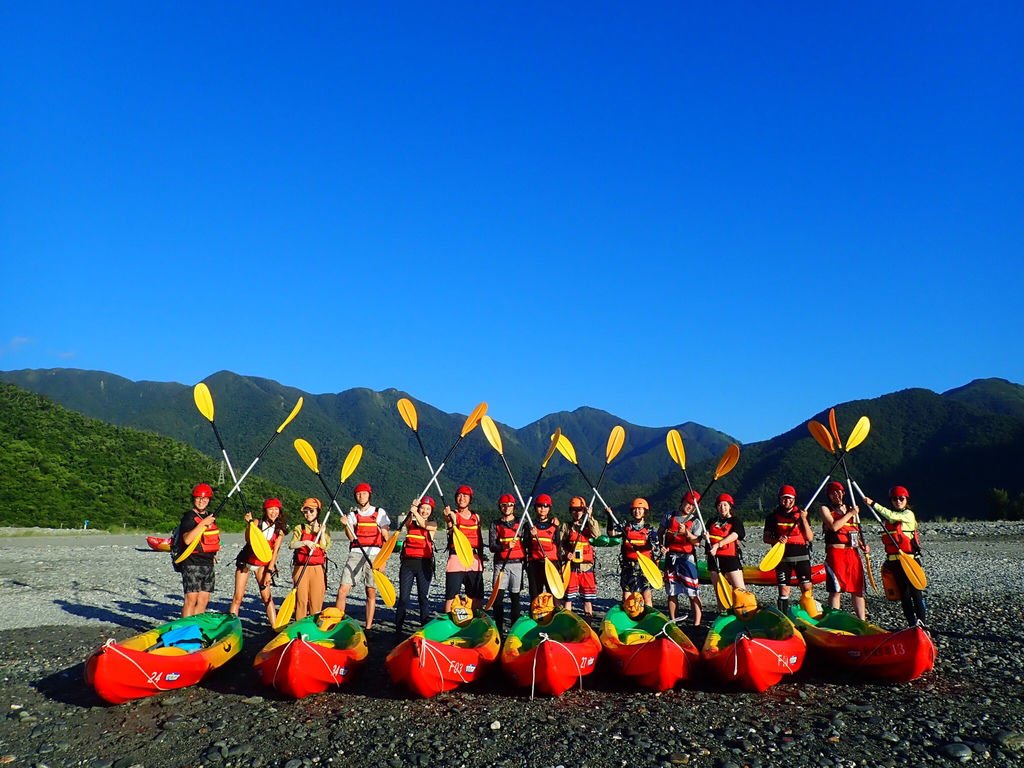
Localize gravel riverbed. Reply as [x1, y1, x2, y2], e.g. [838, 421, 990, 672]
[1, 523, 1023, 768]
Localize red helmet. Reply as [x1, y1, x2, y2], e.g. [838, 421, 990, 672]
[498, 493, 516, 505]
[534, 493, 552, 507]
[192, 483, 214, 499]
[889, 485, 910, 500]
[778, 485, 797, 499]
[456, 485, 473, 497]
[263, 497, 282, 510]
[826, 481, 845, 495]
[419, 496, 435, 508]
[353, 482, 372, 495]
[716, 493, 734, 507]
[682, 490, 701, 505]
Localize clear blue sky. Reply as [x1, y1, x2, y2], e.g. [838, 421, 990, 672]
[3, 3, 1022, 442]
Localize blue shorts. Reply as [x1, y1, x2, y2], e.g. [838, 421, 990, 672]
[665, 552, 699, 598]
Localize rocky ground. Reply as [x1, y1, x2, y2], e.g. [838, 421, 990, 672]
[1, 523, 1023, 768]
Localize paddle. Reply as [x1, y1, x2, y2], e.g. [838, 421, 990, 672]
[557, 432, 663, 591]
[480, 416, 565, 598]
[397, 397, 448, 505]
[567, 425, 625, 589]
[192, 383, 270, 564]
[176, 384, 301, 564]
[275, 444, 364, 628]
[666, 430, 736, 608]
[293, 438, 397, 607]
[483, 429, 562, 610]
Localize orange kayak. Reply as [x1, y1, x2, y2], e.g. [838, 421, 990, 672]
[501, 610, 601, 697]
[146, 536, 172, 552]
[702, 606, 805, 692]
[600, 605, 700, 691]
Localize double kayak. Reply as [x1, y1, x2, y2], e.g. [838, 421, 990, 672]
[502, 609, 601, 697]
[702, 606, 806, 692]
[600, 605, 700, 691]
[790, 606, 936, 683]
[697, 560, 827, 586]
[146, 536, 172, 552]
[386, 610, 500, 698]
[254, 609, 368, 699]
[85, 612, 242, 704]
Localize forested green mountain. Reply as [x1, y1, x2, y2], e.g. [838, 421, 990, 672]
[0, 383, 302, 532]
[2, 369, 1023, 524]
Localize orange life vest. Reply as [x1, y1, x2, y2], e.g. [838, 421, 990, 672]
[352, 508, 384, 549]
[664, 515, 697, 554]
[193, 512, 220, 554]
[771, 507, 808, 546]
[622, 524, 653, 561]
[566, 526, 595, 564]
[707, 517, 738, 557]
[453, 512, 481, 550]
[294, 527, 326, 566]
[402, 522, 434, 559]
[529, 520, 559, 561]
[495, 519, 526, 561]
[245, 523, 282, 566]
[824, 506, 859, 547]
[882, 519, 920, 556]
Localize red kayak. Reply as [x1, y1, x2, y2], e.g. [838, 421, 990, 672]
[85, 612, 241, 704]
[791, 606, 936, 683]
[501, 610, 601, 697]
[254, 609, 367, 699]
[702, 606, 806, 692]
[386, 611, 500, 698]
[697, 560, 826, 586]
[146, 536, 172, 552]
[600, 605, 700, 691]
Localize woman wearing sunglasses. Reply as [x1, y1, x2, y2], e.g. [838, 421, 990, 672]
[861, 486, 926, 626]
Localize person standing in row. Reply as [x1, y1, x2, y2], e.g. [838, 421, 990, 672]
[861, 485, 927, 627]
[658, 491, 704, 626]
[764, 485, 815, 615]
[706, 493, 746, 608]
[819, 481, 868, 620]
[336, 483, 390, 630]
[526, 494, 560, 600]
[443, 485, 484, 612]
[489, 493, 527, 633]
[560, 496, 601, 620]
[290, 497, 331, 621]
[229, 497, 287, 624]
[610, 498, 660, 608]
[178, 483, 220, 617]
[394, 496, 437, 635]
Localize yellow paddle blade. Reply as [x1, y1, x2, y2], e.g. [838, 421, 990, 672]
[452, 525, 474, 569]
[555, 433, 578, 465]
[397, 397, 418, 431]
[373, 532, 398, 570]
[294, 438, 319, 473]
[481, 415, 503, 454]
[714, 444, 741, 480]
[174, 533, 201, 565]
[900, 552, 929, 590]
[758, 539, 785, 572]
[341, 444, 363, 484]
[193, 383, 215, 422]
[461, 402, 488, 437]
[541, 428, 561, 468]
[373, 570, 397, 607]
[828, 407, 843, 450]
[545, 558, 566, 599]
[606, 425, 626, 464]
[864, 551, 880, 595]
[666, 429, 685, 470]
[716, 574, 735, 609]
[277, 397, 304, 433]
[846, 416, 871, 451]
[807, 420, 835, 454]
[637, 553, 664, 591]
[561, 560, 571, 586]
[275, 589, 297, 630]
[247, 521, 273, 563]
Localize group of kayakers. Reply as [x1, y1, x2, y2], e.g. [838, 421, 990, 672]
[174, 476, 927, 631]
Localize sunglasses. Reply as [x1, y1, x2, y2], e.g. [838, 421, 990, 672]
[499, 503, 515, 507]
[536, 503, 551, 508]
[891, 496, 908, 502]
[302, 507, 318, 514]
[570, 507, 585, 512]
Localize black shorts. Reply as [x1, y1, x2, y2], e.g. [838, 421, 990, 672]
[709, 555, 742, 574]
[181, 558, 215, 594]
[776, 556, 813, 586]
[445, 570, 484, 600]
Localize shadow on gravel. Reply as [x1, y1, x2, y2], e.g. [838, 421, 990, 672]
[35, 662, 107, 708]
[54, 597, 179, 629]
